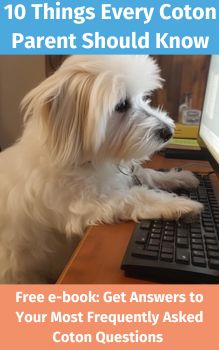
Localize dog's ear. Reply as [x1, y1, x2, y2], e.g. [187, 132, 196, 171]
[83, 71, 121, 154]
[21, 65, 99, 166]
[21, 61, 117, 166]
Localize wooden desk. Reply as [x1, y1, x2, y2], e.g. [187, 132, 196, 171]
[58, 154, 217, 284]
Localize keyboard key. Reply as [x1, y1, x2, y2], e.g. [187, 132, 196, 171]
[177, 226, 189, 237]
[190, 196, 198, 200]
[191, 228, 201, 234]
[192, 250, 205, 258]
[204, 232, 217, 238]
[207, 251, 219, 259]
[160, 253, 173, 262]
[152, 228, 162, 234]
[203, 220, 213, 225]
[209, 259, 219, 270]
[149, 239, 160, 246]
[192, 238, 203, 244]
[203, 215, 212, 220]
[153, 222, 162, 228]
[176, 249, 190, 264]
[164, 230, 174, 236]
[151, 233, 161, 239]
[177, 231, 189, 238]
[177, 238, 189, 248]
[163, 236, 174, 242]
[140, 221, 151, 229]
[205, 238, 217, 245]
[191, 222, 201, 228]
[165, 222, 175, 227]
[192, 257, 206, 267]
[147, 245, 159, 252]
[191, 221, 201, 227]
[164, 226, 174, 232]
[204, 227, 215, 233]
[191, 233, 202, 239]
[206, 244, 219, 252]
[161, 247, 173, 254]
[135, 231, 148, 244]
[192, 244, 204, 250]
[132, 249, 158, 260]
[153, 220, 162, 225]
[162, 242, 174, 249]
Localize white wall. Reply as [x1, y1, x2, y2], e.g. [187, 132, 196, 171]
[0, 56, 45, 149]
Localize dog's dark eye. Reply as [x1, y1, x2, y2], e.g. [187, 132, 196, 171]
[115, 99, 130, 113]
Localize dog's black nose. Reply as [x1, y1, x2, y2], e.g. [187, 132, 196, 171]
[158, 127, 173, 142]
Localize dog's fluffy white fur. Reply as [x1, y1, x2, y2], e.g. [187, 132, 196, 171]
[0, 55, 202, 283]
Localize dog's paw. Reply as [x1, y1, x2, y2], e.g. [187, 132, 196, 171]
[167, 169, 200, 190]
[164, 197, 203, 220]
[178, 198, 203, 218]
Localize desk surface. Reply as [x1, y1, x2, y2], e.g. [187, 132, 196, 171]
[58, 154, 217, 284]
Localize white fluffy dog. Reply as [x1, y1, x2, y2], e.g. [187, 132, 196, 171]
[0, 55, 202, 283]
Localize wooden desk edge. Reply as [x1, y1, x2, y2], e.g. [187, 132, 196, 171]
[57, 226, 92, 284]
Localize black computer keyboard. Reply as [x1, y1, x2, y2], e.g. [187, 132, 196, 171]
[121, 174, 219, 283]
